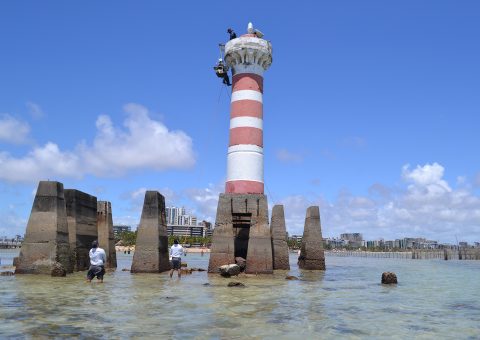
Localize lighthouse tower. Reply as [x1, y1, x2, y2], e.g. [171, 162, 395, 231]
[224, 23, 272, 194]
[208, 23, 276, 274]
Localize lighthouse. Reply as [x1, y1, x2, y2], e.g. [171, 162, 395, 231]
[224, 23, 272, 194]
[225, 24, 272, 194]
[208, 23, 276, 274]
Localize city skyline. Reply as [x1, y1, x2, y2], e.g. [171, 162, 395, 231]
[1, 1, 479, 243]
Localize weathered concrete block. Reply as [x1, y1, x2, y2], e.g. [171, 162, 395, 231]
[97, 201, 117, 268]
[208, 193, 273, 274]
[271, 205, 290, 270]
[65, 189, 97, 271]
[15, 181, 73, 276]
[298, 206, 325, 270]
[131, 191, 170, 273]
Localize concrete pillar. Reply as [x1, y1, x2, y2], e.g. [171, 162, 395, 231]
[271, 205, 290, 270]
[298, 206, 325, 270]
[208, 193, 273, 274]
[15, 181, 73, 276]
[224, 23, 272, 194]
[65, 189, 98, 271]
[97, 201, 117, 268]
[131, 191, 170, 273]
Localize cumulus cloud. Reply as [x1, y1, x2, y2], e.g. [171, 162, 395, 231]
[80, 103, 195, 176]
[120, 186, 180, 215]
[0, 114, 30, 144]
[276, 148, 304, 163]
[0, 103, 195, 182]
[184, 183, 222, 222]
[26, 102, 44, 119]
[279, 163, 480, 243]
[0, 143, 80, 182]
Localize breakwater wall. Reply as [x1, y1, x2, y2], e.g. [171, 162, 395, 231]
[326, 249, 480, 260]
[327, 251, 413, 259]
[0, 241, 21, 249]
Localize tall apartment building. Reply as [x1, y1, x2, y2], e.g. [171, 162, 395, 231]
[166, 206, 195, 226]
[165, 207, 212, 238]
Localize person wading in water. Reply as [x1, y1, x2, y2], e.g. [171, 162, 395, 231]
[169, 239, 185, 278]
[86, 240, 106, 283]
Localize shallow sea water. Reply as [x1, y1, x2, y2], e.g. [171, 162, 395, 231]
[1, 250, 480, 339]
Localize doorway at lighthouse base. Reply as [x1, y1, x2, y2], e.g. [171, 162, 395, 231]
[208, 194, 274, 274]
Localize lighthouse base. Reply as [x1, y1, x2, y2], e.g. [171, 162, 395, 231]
[208, 193, 273, 274]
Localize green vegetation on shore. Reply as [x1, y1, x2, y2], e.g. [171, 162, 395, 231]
[117, 231, 211, 247]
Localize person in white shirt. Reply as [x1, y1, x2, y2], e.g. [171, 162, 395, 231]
[169, 239, 185, 278]
[87, 240, 107, 283]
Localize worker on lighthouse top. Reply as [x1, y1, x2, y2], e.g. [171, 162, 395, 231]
[223, 22, 272, 195]
[227, 28, 236, 40]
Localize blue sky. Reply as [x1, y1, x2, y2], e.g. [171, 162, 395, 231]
[1, 1, 479, 243]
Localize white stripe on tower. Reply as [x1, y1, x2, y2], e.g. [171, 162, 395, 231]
[230, 117, 263, 130]
[231, 90, 263, 103]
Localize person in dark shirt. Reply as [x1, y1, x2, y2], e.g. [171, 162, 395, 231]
[227, 28, 236, 40]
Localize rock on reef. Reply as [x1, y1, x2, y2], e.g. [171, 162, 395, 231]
[382, 272, 398, 284]
[219, 264, 241, 277]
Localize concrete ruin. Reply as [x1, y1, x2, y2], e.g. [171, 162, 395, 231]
[15, 181, 73, 276]
[97, 201, 117, 268]
[131, 191, 170, 273]
[65, 189, 98, 271]
[271, 205, 290, 270]
[208, 194, 273, 274]
[298, 206, 326, 270]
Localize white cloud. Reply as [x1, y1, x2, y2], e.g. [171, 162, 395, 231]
[184, 183, 222, 222]
[0, 143, 80, 182]
[120, 186, 180, 216]
[26, 102, 44, 119]
[0, 103, 195, 182]
[79, 103, 195, 176]
[275, 148, 304, 163]
[0, 114, 30, 144]
[279, 163, 480, 243]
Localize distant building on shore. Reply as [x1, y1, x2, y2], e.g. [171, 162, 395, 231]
[167, 220, 213, 238]
[165, 205, 213, 238]
[288, 235, 303, 246]
[113, 225, 131, 238]
[199, 221, 214, 237]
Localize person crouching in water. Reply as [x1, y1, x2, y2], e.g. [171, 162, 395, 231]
[87, 240, 106, 283]
[169, 239, 185, 278]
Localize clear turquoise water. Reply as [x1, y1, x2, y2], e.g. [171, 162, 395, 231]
[1, 250, 480, 339]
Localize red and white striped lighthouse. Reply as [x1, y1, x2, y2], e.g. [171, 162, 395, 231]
[224, 23, 272, 194]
